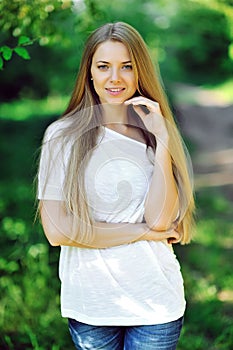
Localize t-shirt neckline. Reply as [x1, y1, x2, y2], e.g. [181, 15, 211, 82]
[104, 126, 147, 147]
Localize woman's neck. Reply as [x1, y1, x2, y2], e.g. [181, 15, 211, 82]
[101, 103, 128, 126]
[101, 103, 147, 144]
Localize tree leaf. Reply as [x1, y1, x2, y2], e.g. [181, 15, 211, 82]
[2, 46, 13, 61]
[0, 56, 3, 70]
[18, 36, 32, 46]
[14, 47, 31, 60]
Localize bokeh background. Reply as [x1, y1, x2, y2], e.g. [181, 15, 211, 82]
[0, 0, 233, 349]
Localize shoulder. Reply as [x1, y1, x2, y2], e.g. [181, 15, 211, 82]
[43, 118, 72, 143]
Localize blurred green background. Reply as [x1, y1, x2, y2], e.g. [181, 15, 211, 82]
[0, 0, 233, 349]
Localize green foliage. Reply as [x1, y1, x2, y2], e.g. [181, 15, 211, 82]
[0, 36, 32, 69]
[14, 46, 31, 59]
[0, 0, 73, 43]
[1, 46, 13, 60]
[160, 2, 233, 84]
[0, 115, 74, 349]
[0, 0, 78, 100]
[0, 0, 73, 70]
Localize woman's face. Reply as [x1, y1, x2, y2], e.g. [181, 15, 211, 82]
[90, 40, 137, 105]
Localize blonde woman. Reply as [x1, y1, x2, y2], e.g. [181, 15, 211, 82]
[38, 22, 195, 350]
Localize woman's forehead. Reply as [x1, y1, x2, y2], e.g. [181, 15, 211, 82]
[92, 40, 131, 62]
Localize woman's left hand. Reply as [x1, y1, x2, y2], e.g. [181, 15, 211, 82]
[124, 96, 169, 142]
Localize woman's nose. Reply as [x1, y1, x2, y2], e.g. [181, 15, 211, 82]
[110, 68, 121, 83]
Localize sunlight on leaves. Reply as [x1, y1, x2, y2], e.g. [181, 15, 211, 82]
[2, 217, 26, 240]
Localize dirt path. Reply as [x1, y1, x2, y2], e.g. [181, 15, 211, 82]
[172, 84, 233, 198]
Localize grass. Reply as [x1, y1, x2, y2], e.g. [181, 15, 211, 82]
[0, 96, 233, 349]
[0, 95, 69, 121]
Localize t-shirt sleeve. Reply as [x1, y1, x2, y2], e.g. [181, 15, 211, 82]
[37, 122, 70, 201]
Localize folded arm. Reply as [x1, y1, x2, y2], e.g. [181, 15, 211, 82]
[39, 200, 181, 248]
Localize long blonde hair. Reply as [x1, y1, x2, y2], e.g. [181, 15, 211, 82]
[43, 22, 195, 244]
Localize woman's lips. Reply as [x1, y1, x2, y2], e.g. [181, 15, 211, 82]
[105, 88, 125, 96]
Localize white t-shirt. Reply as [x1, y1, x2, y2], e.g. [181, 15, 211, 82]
[38, 119, 186, 326]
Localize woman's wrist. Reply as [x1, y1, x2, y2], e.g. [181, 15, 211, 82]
[156, 133, 169, 148]
[154, 139, 171, 164]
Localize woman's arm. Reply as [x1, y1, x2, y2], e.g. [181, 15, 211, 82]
[40, 200, 181, 248]
[144, 138, 179, 231]
[125, 97, 179, 231]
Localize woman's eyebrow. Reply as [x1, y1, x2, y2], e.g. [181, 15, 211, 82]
[96, 60, 132, 64]
[96, 60, 109, 64]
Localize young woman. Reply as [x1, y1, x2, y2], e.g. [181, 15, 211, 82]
[38, 22, 195, 350]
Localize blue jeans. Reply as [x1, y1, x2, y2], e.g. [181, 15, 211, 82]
[68, 317, 183, 350]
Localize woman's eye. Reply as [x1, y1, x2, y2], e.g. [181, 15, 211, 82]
[97, 65, 109, 70]
[122, 65, 132, 70]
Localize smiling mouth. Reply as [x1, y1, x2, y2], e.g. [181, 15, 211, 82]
[106, 88, 125, 95]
